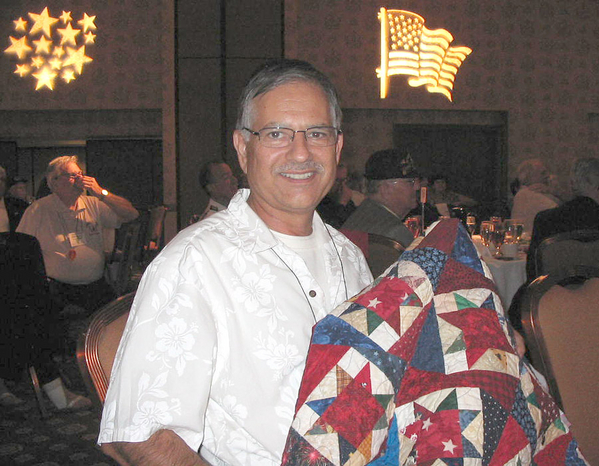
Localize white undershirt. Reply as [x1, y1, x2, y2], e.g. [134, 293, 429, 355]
[0, 198, 9, 233]
[271, 229, 332, 309]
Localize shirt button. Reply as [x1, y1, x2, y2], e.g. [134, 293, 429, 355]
[309, 290, 317, 298]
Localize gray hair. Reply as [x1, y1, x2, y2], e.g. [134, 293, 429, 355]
[571, 157, 599, 194]
[46, 155, 79, 191]
[235, 59, 342, 138]
[516, 158, 546, 186]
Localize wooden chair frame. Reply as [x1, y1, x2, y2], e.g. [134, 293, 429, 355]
[534, 229, 599, 278]
[76, 292, 135, 409]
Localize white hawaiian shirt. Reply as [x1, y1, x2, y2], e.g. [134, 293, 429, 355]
[99, 189, 373, 466]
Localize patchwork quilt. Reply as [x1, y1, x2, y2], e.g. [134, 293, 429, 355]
[281, 219, 587, 466]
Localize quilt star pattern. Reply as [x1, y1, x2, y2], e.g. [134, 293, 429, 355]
[281, 219, 587, 466]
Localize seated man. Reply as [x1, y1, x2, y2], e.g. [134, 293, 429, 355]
[342, 149, 420, 248]
[189, 161, 238, 224]
[511, 158, 560, 235]
[98, 59, 373, 466]
[282, 218, 586, 465]
[526, 156, 599, 281]
[17, 155, 139, 315]
[317, 163, 363, 229]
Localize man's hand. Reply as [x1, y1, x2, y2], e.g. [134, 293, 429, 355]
[78, 174, 139, 222]
[101, 429, 210, 466]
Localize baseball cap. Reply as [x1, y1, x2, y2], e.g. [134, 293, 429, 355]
[364, 148, 419, 180]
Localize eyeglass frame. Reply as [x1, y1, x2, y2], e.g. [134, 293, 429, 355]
[242, 125, 342, 148]
[57, 170, 83, 180]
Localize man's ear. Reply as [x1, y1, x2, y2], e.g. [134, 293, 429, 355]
[233, 130, 248, 174]
[335, 132, 343, 165]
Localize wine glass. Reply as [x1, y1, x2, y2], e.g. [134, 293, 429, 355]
[480, 221, 494, 247]
[491, 226, 505, 256]
[466, 215, 476, 237]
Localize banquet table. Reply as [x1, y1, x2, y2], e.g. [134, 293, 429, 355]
[472, 235, 527, 308]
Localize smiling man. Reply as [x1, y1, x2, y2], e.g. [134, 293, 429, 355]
[99, 59, 372, 466]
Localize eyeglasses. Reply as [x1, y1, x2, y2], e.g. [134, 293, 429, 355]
[243, 126, 342, 148]
[59, 171, 83, 180]
[387, 178, 419, 186]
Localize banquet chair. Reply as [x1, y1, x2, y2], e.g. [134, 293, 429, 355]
[140, 205, 167, 266]
[367, 233, 405, 277]
[76, 292, 135, 409]
[105, 221, 142, 296]
[532, 229, 599, 278]
[520, 265, 599, 464]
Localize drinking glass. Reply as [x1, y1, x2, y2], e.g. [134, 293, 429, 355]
[480, 221, 494, 247]
[491, 226, 505, 256]
[466, 215, 476, 237]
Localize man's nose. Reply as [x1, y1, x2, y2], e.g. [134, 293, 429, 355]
[288, 133, 311, 159]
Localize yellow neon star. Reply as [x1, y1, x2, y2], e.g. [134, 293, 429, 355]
[78, 13, 97, 32]
[63, 45, 92, 74]
[14, 17, 28, 32]
[53, 46, 65, 58]
[84, 31, 96, 44]
[33, 35, 53, 54]
[49, 57, 63, 70]
[5, 36, 32, 59]
[62, 69, 76, 83]
[15, 64, 30, 77]
[32, 67, 58, 90]
[57, 23, 81, 46]
[31, 56, 45, 69]
[29, 7, 59, 38]
[60, 11, 72, 24]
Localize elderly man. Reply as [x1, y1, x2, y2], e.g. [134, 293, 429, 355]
[189, 161, 238, 224]
[17, 155, 139, 314]
[98, 59, 372, 465]
[342, 148, 420, 247]
[526, 156, 599, 280]
[511, 158, 560, 235]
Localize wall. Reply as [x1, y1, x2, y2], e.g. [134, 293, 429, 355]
[286, 0, 599, 188]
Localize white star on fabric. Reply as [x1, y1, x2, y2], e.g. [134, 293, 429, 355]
[368, 298, 382, 308]
[442, 439, 457, 454]
[422, 418, 432, 431]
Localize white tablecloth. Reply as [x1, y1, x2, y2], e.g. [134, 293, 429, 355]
[472, 236, 527, 309]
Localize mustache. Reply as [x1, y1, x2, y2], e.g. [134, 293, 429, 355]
[275, 161, 325, 174]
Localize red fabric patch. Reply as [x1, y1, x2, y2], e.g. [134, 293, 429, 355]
[436, 256, 496, 296]
[404, 409, 464, 461]
[416, 218, 459, 255]
[533, 432, 574, 465]
[320, 377, 385, 448]
[296, 344, 350, 408]
[488, 416, 530, 465]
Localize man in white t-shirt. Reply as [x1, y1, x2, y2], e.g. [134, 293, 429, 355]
[99, 59, 373, 466]
[17, 155, 139, 314]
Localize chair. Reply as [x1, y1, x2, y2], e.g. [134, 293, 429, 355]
[105, 221, 142, 296]
[140, 205, 168, 266]
[520, 266, 599, 464]
[533, 229, 599, 278]
[367, 233, 405, 277]
[76, 292, 135, 408]
[0, 232, 56, 418]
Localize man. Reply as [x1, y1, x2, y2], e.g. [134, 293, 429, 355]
[17, 155, 139, 314]
[526, 156, 599, 280]
[98, 59, 372, 465]
[0, 166, 29, 233]
[189, 161, 239, 224]
[511, 158, 560, 235]
[7, 175, 34, 204]
[342, 148, 420, 247]
[316, 163, 364, 228]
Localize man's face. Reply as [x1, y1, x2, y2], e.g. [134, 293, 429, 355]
[381, 177, 420, 218]
[52, 162, 84, 197]
[234, 81, 342, 226]
[208, 163, 238, 203]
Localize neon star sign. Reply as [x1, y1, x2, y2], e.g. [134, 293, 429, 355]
[4, 7, 97, 91]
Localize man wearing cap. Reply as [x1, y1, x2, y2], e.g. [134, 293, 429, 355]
[342, 148, 420, 247]
[0, 166, 29, 233]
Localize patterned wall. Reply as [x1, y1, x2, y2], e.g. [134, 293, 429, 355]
[286, 0, 599, 186]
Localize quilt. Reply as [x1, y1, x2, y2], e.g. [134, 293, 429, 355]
[281, 219, 587, 466]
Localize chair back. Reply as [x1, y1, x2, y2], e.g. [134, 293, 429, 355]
[520, 266, 599, 464]
[106, 221, 142, 296]
[534, 229, 599, 277]
[367, 233, 404, 277]
[140, 205, 168, 265]
[77, 292, 135, 408]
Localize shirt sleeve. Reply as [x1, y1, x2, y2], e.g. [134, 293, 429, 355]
[15, 203, 38, 236]
[98, 241, 217, 451]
